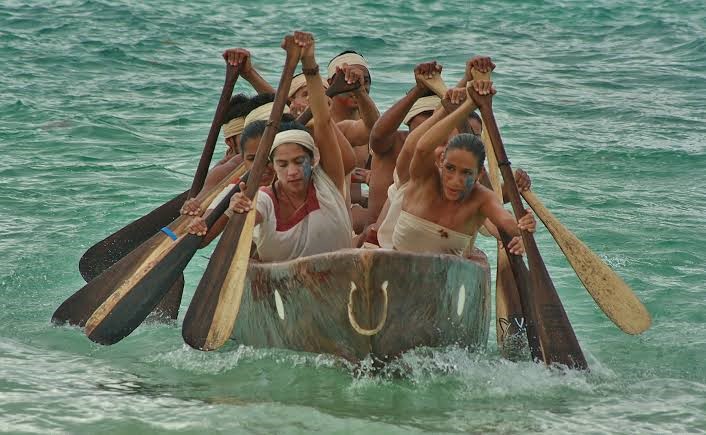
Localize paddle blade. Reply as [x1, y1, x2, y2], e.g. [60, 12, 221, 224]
[522, 190, 651, 334]
[182, 205, 257, 350]
[85, 235, 203, 345]
[495, 248, 530, 359]
[524, 244, 588, 370]
[79, 190, 189, 282]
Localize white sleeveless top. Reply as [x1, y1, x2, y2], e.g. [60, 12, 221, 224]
[377, 170, 408, 249]
[253, 166, 353, 262]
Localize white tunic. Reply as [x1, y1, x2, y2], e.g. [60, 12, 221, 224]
[253, 166, 353, 262]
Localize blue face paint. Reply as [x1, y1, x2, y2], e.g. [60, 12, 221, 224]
[302, 156, 313, 181]
[459, 175, 476, 202]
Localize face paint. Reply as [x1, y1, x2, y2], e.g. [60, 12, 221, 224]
[459, 175, 476, 201]
[302, 156, 313, 181]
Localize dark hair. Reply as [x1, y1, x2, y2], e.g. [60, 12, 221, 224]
[224, 93, 275, 123]
[444, 134, 485, 170]
[469, 111, 482, 123]
[241, 119, 313, 157]
[274, 121, 314, 159]
[239, 120, 267, 155]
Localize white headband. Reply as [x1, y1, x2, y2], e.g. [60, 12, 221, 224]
[223, 117, 245, 139]
[244, 102, 290, 127]
[403, 96, 441, 125]
[288, 74, 329, 99]
[327, 52, 370, 79]
[269, 129, 317, 158]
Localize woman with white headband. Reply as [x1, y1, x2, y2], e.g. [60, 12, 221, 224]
[226, 31, 352, 262]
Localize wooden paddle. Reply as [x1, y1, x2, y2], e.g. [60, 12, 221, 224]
[83, 172, 250, 344]
[78, 64, 239, 283]
[295, 72, 361, 125]
[468, 81, 588, 369]
[182, 36, 301, 351]
[418, 72, 531, 358]
[521, 190, 651, 334]
[52, 163, 246, 327]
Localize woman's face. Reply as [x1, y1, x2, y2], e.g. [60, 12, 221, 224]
[225, 134, 240, 158]
[271, 143, 313, 193]
[437, 148, 481, 202]
[289, 86, 309, 117]
[241, 135, 274, 186]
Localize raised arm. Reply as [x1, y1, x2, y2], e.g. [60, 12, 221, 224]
[369, 62, 441, 155]
[296, 32, 346, 194]
[335, 64, 380, 148]
[223, 48, 276, 95]
[408, 88, 478, 182]
[455, 56, 495, 88]
[395, 104, 446, 185]
[331, 119, 357, 174]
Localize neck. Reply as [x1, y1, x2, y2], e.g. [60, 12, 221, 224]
[277, 179, 308, 203]
[331, 102, 359, 122]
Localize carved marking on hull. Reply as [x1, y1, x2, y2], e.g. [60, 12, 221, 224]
[274, 289, 285, 320]
[457, 285, 466, 317]
[348, 281, 388, 336]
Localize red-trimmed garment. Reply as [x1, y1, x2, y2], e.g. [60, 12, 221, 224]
[253, 167, 352, 262]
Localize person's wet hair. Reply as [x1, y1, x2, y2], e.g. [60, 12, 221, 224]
[469, 111, 482, 124]
[444, 134, 485, 170]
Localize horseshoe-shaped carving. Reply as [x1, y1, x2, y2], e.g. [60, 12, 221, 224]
[347, 281, 388, 336]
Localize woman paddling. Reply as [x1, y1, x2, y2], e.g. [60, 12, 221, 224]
[192, 31, 353, 261]
[390, 81, 536, 256]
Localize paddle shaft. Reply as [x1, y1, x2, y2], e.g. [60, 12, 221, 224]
[183, 38, 302, 350]
[78, 64, 239, 282]
[475, 94, 587, 369]
[189, 64, 239, 196]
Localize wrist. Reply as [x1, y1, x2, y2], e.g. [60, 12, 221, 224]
[302, 64, 319, 76]
[301, 56, 317, 69]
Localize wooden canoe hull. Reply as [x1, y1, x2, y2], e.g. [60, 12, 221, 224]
[231, 248, 491, 362]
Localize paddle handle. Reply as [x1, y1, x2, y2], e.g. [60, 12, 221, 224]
[201, 172, 249, 228]
[189, 64, 239, 197]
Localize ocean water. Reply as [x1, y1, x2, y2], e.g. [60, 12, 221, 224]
[1, 0, 705, 433]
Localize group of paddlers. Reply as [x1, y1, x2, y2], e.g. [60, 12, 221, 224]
[181, 31, 536, 263]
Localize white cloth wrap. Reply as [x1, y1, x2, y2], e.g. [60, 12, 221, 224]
[244, 102, 290, 127]
[377, 170, 407, 249]
[253, 166, 353, 262]
[288, 74, 328, 98]
[269, 129, 317, 158]
[392, 209, 475, 256]
[403, 96, 440, 125]
[327, 53, 369, 79]
[223, 117, 245, 139]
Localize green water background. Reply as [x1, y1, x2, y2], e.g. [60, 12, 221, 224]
[1, 0, 705, 433]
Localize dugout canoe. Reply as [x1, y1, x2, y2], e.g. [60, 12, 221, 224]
[231, 248, 491, 362]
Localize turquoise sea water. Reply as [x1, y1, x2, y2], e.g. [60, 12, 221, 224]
[1, 0, 705, 433]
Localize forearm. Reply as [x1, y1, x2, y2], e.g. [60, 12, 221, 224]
[241, 69, 275, 95]
[331, 120, 356, 174]
[370, 86, 425, 154]
[303, 60, 330, 126]
[416, 99, 474, 154]
[354, 88, 380, 131]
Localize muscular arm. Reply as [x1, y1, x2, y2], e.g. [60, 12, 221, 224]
[331, 119, 356, 174]
[303, 54, 345, 193]
[336, 88, 379, 148]
[241, 68, 275, 95]
[395, 105, 447, 185]
[369, 85, 427, 155]
[478, 188, 521, 237]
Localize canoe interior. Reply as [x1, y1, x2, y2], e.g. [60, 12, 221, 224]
[232, 248, 491, 362]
